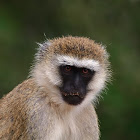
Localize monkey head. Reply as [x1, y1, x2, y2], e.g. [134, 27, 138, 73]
[31, 36, 111, 106]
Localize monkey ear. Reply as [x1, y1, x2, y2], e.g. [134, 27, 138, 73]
[35, 41, 51, 61]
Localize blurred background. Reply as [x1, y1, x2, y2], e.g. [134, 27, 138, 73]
[0, 0, 140, 139]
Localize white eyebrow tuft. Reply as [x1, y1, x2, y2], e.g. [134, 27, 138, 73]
[56, 55, 100, 71]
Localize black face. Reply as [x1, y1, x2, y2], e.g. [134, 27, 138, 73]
[59, 65, 95, 105]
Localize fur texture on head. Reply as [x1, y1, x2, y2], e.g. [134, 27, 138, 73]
[31, 36, 111, 108]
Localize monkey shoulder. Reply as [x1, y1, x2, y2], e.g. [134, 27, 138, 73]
[0, 78, 48, 139]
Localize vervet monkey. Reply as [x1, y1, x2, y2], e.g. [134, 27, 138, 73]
[0, 36, 111, 140]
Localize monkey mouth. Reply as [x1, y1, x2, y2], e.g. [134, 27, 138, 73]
[61, 92, 84, 99]
[61, 91, 85, 105]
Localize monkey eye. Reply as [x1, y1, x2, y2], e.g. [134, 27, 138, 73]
[64, 65, 72, 72]
[81, 68, 94, 77]
[82, 68, 89, 74]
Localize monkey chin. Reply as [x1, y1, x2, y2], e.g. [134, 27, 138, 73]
[61, 92, 85, 105]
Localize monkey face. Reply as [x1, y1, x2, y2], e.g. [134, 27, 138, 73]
[32, 37, 110, 107]
[59, 65, 95, 105]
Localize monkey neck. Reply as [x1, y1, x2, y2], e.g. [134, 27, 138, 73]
[28, 78, 90, 117]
